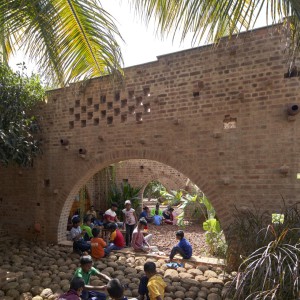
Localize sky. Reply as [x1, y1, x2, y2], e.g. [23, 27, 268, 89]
[9, 0, 269, 74]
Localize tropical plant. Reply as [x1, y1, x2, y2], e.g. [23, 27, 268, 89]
[0, 0, 123, 86]
[226, 200, 300, 268]
[227, 226, 300, 299]
[144, 180, 166, 200]
[131, 0, 300, 62]
[163, 189, 227, 257]
[0, 62, 44, 166]
[108, 182, 141, 220]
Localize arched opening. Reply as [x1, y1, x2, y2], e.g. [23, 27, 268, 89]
[56, 150, 228, 258]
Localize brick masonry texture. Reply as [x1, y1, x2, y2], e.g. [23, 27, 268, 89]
[1, 25, 300, 243]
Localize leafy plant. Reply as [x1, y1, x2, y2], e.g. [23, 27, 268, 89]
[0, 63, 44, 167]
[160, 189, 184, 206]
[163, 189, 227, 257]
[108, 182, 141, 220]
[144, 180, 166, 200]
[227, 226, 300, 300]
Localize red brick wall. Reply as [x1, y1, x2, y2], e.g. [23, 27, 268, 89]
[1, 25, 300, 242]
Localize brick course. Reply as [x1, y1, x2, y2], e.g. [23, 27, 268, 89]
[0, 25, 300, 242]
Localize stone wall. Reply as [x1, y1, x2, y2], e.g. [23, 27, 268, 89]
[1, 25, 300, 242]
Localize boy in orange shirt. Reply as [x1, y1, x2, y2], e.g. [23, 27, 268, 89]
[90, 228, 106, 259]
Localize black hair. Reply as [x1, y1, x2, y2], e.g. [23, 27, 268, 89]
[139, 218, 147, 226]
[111, 202, 118, 208]
[80, 255, 93, 265]
[108, 222, 117, 230]
[156, 203, 159, 207]
[83, 215, 91, 223]
[72, 217, 80, 224]
[144, 261, 156, 273]
[155, 211, 159, 215]
[92, 227, 100, 237]
[107, 278, 124, 298]
[70, 277, 85, 291]
[143, 206, 148, 211]
[176, 230, 184, 239]
[169, 208, 174, 212]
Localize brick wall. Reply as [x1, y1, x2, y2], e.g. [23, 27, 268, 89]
[1, 25, 300, 242]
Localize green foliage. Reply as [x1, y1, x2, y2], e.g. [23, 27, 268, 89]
[227, 226, 300, 299]
[0, 0, 123, 86]
[108, 182, 141, 220]
[164, 189, 227, 257]
[160, 189, 183, 206]
[144, 180, 166, 200]
[0, 63, 44, 167]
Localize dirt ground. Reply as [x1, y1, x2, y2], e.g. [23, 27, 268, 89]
[147, 223, 210, 257]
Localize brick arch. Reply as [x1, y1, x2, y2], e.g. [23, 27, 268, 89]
[57, 149, 221, 242]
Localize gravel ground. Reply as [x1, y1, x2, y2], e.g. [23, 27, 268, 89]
[148, 223, 210, 257]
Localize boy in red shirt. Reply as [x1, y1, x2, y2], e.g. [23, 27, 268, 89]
[104, 223, 125, 255]
[90, 228, 106, 259]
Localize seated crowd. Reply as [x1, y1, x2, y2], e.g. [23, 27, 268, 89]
[67, 201, 192, 300]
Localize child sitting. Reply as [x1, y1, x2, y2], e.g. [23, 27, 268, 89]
[162, 207, 174, 225]
[70, 217, 90, 254]
[131, 218, 153, 252]
[104, 223, 125, 255]
[81, 215, 93, 241]
[138, 262, 166, 300]
[90, 228, 106, 259]
[58, 277, 85, 300]
[153, 211, 163, 226]
[73, 255, 111, 300]
[166, 230, 192, 262]
[107, 278, 128, 300]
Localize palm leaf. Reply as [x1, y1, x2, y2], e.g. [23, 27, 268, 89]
[0, 0, 123, 86]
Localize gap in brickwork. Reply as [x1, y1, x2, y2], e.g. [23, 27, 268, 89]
[129, 106, 135, 114]
[121, 113, 127, 123]
[87, 98, 93, 106]
[107, 102, 113, 110]
[114, 108, 120, 116]
[69, 121, 74, 129]
[107, 116, 113, 125]
[101, 110, 106, 118]
[284, 66, 300, 78]
[75, 114, 80, 121]
[114, 91, 120, 101]
[100, 95, 106, 104]
[121, 99, 127, 108]
[93, 118, 99, 126]
[81, 106, 86, 113]
[87, 112, 93, 120]
[69, 108, 74, 115]
[81, 120, 86, 127]
[43, 179, 50, 187]
[223, 115, 237, 129]
[94, 104, 99, 112]
[144, 103, 151, 113]
[75, 100, 80, 107]
[136, 112, 143, 123]
[136, 96, 143, 106]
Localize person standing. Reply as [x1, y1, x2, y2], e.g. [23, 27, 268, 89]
[122, 200, 138, 247]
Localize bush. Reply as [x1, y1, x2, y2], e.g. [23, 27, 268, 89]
[0, 63, 45, 166]
[226, 201, 300, 299]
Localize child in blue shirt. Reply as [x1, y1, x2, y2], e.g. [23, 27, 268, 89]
[166, 230, 192, 262]
[153, 211, 163, 226]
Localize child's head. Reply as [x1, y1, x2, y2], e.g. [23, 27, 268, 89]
[176, 230, 184, 240]
[80, 255, 93, 273]
[69, 277, 85, 295]
[83, 215, 91, 225]
[72, 217, 80, 228]
[138, 217, 147, 229]
[144, 261, 156, 278]
[125, 200, 131, 209]
[92, 227, 100, 238]
[111, 202, 118, 211]
[143, 206, 149, 212]
[155, 211, 159, 216]
[107, 278, 124, 300]
[108, 222, 117, 232]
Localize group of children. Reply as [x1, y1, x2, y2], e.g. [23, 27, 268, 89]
[58, 254, 166, 300]
[139, 204, 175, 226]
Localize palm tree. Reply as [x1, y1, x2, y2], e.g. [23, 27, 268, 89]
[130, 0, 300, 60]
[0, 0, 123, 87]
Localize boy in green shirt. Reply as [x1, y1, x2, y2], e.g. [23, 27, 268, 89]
[80, 215, 93, 240]
[73, 255, 110, 300]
